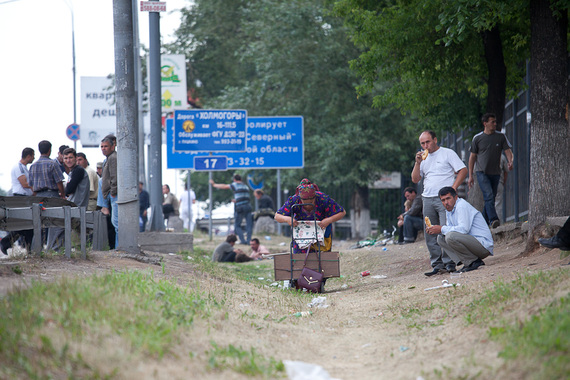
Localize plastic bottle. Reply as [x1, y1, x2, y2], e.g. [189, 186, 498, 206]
[293, 311, 312, 317]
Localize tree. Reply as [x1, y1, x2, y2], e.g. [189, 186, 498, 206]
[527, 0, 570, 249]
[332, 0, 529, 129]
[171, 0, 417, 238]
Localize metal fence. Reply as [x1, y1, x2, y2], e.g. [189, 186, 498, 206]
[439, 70, 531, 223]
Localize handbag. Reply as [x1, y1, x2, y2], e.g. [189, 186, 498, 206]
[297, 251, 324, 293]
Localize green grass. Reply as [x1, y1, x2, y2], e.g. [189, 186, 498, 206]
[206, 341, 285, 378]
[465, 268, 570, 379]
[0, 270, 221, 378]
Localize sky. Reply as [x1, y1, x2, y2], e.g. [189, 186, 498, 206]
[0, 0, 189, 196]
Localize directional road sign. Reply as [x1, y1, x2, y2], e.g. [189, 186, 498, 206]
[166, 116, 304, 170]
[173, 109, 247, 152]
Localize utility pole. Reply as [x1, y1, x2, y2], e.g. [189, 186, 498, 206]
[112, 0, 139, 251]
[147, 0, 165, 230]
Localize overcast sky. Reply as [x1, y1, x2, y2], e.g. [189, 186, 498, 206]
[0, 0, 189, 195]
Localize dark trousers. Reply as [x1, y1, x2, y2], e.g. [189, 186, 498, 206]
[558, 216, 570, 245]
[476, 171, 501, 224]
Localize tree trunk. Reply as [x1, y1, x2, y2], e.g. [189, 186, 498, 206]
[350, 185, 371, 239]
[527, 0, 570, 251]
[482, 26, 507, 126]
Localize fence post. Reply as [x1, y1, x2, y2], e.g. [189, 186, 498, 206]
[64, 206, 72, 258]
[80, 207, 86, 259]
[31, 203, 42, 255]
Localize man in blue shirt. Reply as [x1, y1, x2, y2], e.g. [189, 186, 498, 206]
[426, 186, 494, 273]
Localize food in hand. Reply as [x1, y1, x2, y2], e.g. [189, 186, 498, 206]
[425, 216, 432, 227]
[421, 149, 429, 160]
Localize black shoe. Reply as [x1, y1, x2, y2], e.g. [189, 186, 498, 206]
[0, 244, 8, 255]
[539, 236, 570, 250]
[424, 268, 443, 277]
[491, 219, 500, 229]
[446, 266, 456, 273]
[460, 259, 485, 272]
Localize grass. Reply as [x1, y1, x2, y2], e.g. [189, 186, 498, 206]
[0, 270, 221, 378]
[206, 341, 285, 378]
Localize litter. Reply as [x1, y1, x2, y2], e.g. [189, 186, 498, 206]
[284, 360, 340, 380]
[371, 275, 387, 279]
[424, 279, 460, 291]
[308, 296, 329, 309]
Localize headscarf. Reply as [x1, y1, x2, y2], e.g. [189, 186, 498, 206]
[295, 178, 319, 199]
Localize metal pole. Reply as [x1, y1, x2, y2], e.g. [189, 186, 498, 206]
[277, 169, 281, 235]
[112, 0, 139, 252]
[209, 171, 213, 241]
[148, 0, 164, 230]
[187, 170, 193, 232]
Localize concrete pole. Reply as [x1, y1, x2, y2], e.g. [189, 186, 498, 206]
[148, 1, 164, 230]
[277, 169, 282, 235]
[132, 0, 145, 183]
[112, 0, 139, 252]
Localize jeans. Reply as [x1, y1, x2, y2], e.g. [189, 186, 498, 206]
[234, 203, 253, 244]
[476, 171, 500, 224]
[403, 215, 423, 242]
[423, 196, 455, 270]
[110, 194, 118, 247]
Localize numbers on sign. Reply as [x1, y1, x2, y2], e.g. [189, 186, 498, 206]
[204, 158, 218, 169]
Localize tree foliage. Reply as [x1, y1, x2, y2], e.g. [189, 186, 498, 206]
[170, 0, 417, 204]
[332, 0, 530, 130]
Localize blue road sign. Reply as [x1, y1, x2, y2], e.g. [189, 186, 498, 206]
[194, 156, 228, 171]
[173, 109, 247, 152]
[166, 116, 304, 170]
[66, 123, 80, 141]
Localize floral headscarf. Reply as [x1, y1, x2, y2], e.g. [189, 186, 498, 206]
[295, 178, 319, 199]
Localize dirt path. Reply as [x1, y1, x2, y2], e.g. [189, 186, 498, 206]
[1, 232, 568, 379]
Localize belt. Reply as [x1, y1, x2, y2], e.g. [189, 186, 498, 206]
[35, 188, 57, 192]
[13, 193, 28, 196]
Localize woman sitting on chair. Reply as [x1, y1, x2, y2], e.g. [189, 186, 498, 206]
[274, 178, 346, 253]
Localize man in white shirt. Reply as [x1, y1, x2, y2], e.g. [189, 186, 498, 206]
[2, 148, 35, 255]
[412, 130, 467, 276]
[11, 148, 35, 196]
[426, 186, 493, 273]
[179, 182, 196, 232]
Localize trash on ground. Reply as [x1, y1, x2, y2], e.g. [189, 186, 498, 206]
[308, 296, 329, 309]
[360, 270, 370, 277]
[371, 275, 387, 279]
[284, 360, 340, 380]
[399, 346, 410, 352]
[424, 279, 460, 291]
[293, 311, 312, 317]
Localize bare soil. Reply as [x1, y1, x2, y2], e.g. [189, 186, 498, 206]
[1, 230, 569, 379]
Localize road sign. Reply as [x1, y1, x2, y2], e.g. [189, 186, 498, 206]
[66, 123, 80, 141]
[194, 156, 228, 171]
[140, 1, 166, 12]
[173, 110, 247, 152]
[166, 116, 304, 169]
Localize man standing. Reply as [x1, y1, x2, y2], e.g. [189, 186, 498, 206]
[100, 135, 118, 246]
[139, 182, 150, 232]
[76, 152, 99, 211]
[55, 145, 69, 174]
[1, 148, 35, 255]
[426, 187, 493, 273]
[398, 187, 423, 244]
[210, 174, 253, 245]
[412, 130, 467, 276]
[29, 140, 65, 251]
[11, 148, 35, 196]
[63, 148, 90, 208]
[468, 113, 513, 228]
